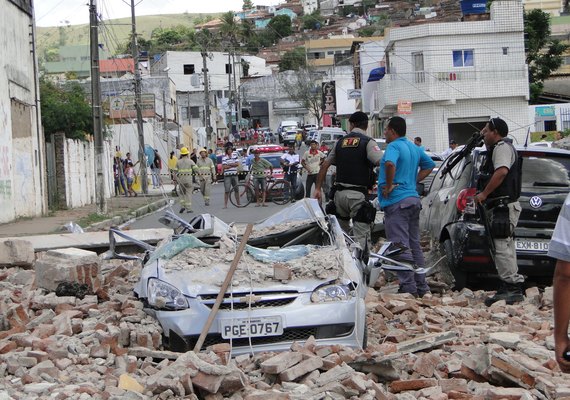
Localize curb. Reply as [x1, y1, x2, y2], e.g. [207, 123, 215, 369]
[85, 198, 170, 232]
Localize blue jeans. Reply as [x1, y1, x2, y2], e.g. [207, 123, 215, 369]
[384, 197, 429, 295]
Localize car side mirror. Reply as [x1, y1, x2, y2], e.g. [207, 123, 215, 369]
[416, 182, 426, 196]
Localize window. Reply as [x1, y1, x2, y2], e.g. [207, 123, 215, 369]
[452, 50, 474, 67]
[183, 64, 195, 75]
[190, 106, 201, 118]
[413, 52, 425, 83]
[225, 64, 232, 74]
[502, 47, 508, 55]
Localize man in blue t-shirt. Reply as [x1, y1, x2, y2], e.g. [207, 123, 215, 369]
[378, 116, 435, 297]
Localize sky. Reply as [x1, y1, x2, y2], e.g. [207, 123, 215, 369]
[35, 0, 283, 27]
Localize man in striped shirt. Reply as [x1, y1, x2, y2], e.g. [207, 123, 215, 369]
[222, 147, 241, 208]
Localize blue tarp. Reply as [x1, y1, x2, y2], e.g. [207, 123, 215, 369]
[145, 145, 155, 167]
[367, 67, 385, 82]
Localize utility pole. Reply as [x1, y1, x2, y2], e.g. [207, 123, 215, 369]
[232, 51, 239, 132]
[201, 51, 212, 148]
[131, 0, 148, 194]
[227, 51, 234, 137]
[89, 0, 107, 214]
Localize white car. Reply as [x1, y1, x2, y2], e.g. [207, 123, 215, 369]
[131, 200, 372, 355]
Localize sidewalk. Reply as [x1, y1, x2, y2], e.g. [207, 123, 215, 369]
[0, 185, 174, 238]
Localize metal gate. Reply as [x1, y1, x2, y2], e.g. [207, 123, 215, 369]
[45, 137, 58, 210]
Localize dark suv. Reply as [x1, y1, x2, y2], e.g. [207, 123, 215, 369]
[420, 145, 570, 289]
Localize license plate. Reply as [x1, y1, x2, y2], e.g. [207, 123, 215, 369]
[220, 316, 283, 339]
[515, 239, 549, 252]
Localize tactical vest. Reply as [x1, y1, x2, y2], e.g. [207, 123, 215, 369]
[334, 132, 373, 188]
[478, 140, 522, 202]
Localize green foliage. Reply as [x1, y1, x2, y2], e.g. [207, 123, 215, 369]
[40, 78, 92, 140]
[302, 11, 324, 30]
[525, 9, 569, 103]
[279, 47, 307, 71]
[277, 69, 323, 125]
[267, 15, 292, 41]
[242, 0, 254, 11]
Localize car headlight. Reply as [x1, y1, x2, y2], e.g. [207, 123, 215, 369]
[311, 284, 353, 303]
[147, 278, 188, 310]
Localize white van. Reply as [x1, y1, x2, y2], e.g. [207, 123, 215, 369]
[278, 120, 299, 133]
[312, 128, 346, 145]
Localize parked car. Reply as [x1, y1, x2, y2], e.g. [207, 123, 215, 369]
[130, 200, 371, 354]
[246, 144, 286, 157]
[282, 129, 300, 146]
[420, 145, 570, 289]
[422, 151, 443, 191]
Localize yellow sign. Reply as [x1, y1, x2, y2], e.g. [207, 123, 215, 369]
[397, 100, 412, 115]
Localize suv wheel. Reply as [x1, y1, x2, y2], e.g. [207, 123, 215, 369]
[443, 239, 468, 290]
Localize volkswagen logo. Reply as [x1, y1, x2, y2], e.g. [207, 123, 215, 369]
[529, 196, 543, 209]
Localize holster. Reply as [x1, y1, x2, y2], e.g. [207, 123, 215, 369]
[325, 200, 337, 216]
[491, 204, 511, 239]
[354, 201, 377, 224]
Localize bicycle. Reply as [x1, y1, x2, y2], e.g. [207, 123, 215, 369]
[228, 172, 292, 207]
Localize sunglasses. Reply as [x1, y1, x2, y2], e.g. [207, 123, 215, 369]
[488, 118, 496, 131]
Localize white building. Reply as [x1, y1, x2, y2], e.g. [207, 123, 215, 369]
[301, 0, 319, 14]
[374, 1, 529, 153]
[0, 0, 47, 223]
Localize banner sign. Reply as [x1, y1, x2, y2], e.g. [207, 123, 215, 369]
[347, 89, 362, 99]
[322, 81, 337, 115]
[108, 94, 155, 119]
[397, 100, 412, 115]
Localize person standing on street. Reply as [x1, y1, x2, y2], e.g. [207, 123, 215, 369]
[195, 148, 216, 206]
[475, 117, 525, 306]
[313, 111, 382, 249]
[549, 192, 570, 373]
[175, 147, 197, 213]
[151, 149, 162, 188]
[168, 151, 178, 195]
[222, 146, 241, 208]
[250, 150, 273, 207]
[125, 160, 138, 197]
[280, 143, 301, 203]
[302, 140, 326, 198]
[379, 117, 435, 297]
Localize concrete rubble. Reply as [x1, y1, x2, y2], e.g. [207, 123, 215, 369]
[0, 249, 568, 400]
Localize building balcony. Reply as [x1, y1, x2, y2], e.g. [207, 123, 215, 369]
[375, 68, 529, 112]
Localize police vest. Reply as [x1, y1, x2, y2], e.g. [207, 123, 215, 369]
[334, 132, 374, 188]
[478, 140, 522, 202]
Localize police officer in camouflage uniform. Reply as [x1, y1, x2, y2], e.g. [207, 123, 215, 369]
[175, 147, 197, 213]
[196, 148, 216, 206]
[314, 112, 382, 249]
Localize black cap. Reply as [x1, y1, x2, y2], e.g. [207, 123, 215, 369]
[349, 111, 368, 124]
[490, 117, 509, 137]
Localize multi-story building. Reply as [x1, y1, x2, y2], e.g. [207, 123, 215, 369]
[43, 45, 110, 81]
[374, 1, 529, 152]
[523, 0, 563, 16]
[1, 0, 47, 223]
[306, 36, 383, 73]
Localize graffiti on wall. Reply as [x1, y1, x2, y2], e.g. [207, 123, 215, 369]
[0, 146, 12, 199]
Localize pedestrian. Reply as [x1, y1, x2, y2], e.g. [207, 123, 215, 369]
[113, 157, 121, 196]
[295, 131, 303, 150]
[222, 146, 241, 208]
[190, 148, 198, 164]
[441, 140, 458, 159]
[168, 151, 178, 195]
[175, 147, 197, 213]
[195, 148, 216, 206]
[378, 116, 435, 297]
[549, 192, 570, 373]
[413, 137, 425, 150]
[125, 160, 137, 197]
[114, 148, 128, 196]
[208, 148, 217, 166]
[151, 149, 162, 188]
[250, 149, 273, 207]
[474, 117, 525, 306]
[313, 111, 382, 250]
[301, 140, 326, 198]
[280, 143, 300, 203]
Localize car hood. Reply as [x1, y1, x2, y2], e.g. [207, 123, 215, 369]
[135, 199, 362, 298]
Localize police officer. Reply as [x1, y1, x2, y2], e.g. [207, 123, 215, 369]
[475, 117, 525, 306]
[314, 111, 382, 249]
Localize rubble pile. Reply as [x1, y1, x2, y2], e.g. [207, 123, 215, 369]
[0, 251, 568, 400]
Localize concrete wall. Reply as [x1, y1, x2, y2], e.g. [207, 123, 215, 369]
[0, 1, 47, 223]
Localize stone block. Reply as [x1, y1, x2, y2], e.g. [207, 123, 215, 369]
[192, 371, 225, 394]
[260, 352, 303, 374]
[34, 248, 101, 293]
[0, 239, 34, 268]
[390, 378, 437, 393]
[279, 355, 323, 382]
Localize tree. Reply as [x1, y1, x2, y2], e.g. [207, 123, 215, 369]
[242, 0, 254, 11]
[279, 47, 306, 71]
[302, 10, 324, 30]
[525, 9, 568, 103]
[267, 15, 292, 42]
[219, 11, 240, 48]
[40, 78, 92, 140]
[277, 69, 324, 126]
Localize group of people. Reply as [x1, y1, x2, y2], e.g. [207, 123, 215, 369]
[113, 150, 137, 197]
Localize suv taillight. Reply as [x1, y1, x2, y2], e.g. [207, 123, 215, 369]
[457, 188, 477, 214]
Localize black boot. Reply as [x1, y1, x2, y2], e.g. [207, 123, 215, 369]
[485, 282, 524, 306]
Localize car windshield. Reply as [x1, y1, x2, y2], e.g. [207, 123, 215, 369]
[261, 154, 282, 168]
[521, 155, 570, 187]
